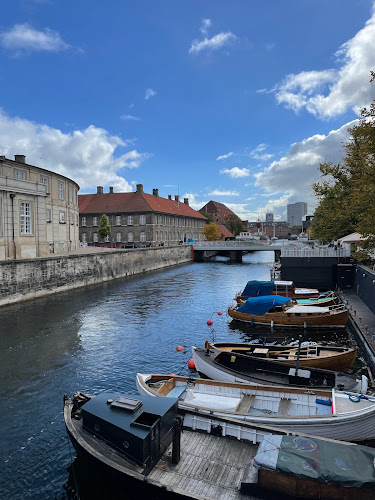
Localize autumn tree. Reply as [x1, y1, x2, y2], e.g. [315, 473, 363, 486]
[311, 71, 375, 254]
[202, 222, 221, 241]
[226, 213, 244, 236]
[98, 214, 111, 240]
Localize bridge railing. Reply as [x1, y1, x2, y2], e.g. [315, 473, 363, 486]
[190, 240, 272, 248]
[280, 247, 350, 258]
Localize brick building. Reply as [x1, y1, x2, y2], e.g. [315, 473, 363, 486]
[79, 184, 206, 246]
[242, 220, 289, 238]
[199, 200, 241, 232]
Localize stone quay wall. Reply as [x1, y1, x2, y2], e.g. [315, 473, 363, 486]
[354, 264, 375, 315]
[0, 246, 192, 307]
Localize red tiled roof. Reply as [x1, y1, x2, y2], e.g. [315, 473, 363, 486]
[217, 224, 234, 237]
[199, 200, 238, 219]
[79, 192, 206, 219]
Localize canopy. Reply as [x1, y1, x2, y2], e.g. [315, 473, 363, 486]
[237, 295, 291, 315]
[242, 280, 275, 297]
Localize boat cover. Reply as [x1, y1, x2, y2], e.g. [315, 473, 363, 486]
[254, 434, 375, 488]
[237, 295, 291, 315]
[242, 281, 275, 297]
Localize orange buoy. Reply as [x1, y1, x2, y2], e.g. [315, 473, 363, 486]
[207, 320, 213, 326]
[169, 373, 177, 376]
[188, 359, 195, 369]
[176, 346, 184, 351]
[217, 312, 222, 316]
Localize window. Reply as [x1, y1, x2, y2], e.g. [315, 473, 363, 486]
[128, 232, 134, 242]
[105, 235, 110, 243]
[69, 186, 73, 203]
[46, 209, 51, 222]
[155, 215, 158, 224]
[160, 231, 163, 241]
[20, 202, 32, 234]
[40, 176, 49, 192]
[140, 231, 146, 242]
[58, 182, 64, 200]
[155, 231, 158, 241]
[93, 216, 98, 226]
[116, 215, 121, 226]
[82, 233, 87, 243]
[116, 232, 122, 242]
[70, 214, 74, 225]
[140, 215, 146, 225]
[81, 216, 86, 227]
[127, 215, 133, 225]
[93, 233, 98, 243]
[15, 170, 25, 180]
[59, 211, 65, 223]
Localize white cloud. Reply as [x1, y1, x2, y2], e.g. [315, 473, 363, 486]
[248, 144, 273, 161]
[0, 108, 150, 192]
[216, 151, 235, 161]
[189, 32, 238, 55]
[145, 88, 156, 100]
[200, 19, 212, 36]
[120, 114, 140, 121]
[208, 189, 240, 196]
[272, 6, 375, 118]
[254, 120, 357, 210]
[220, 167, 250, 178]
[0, 24, 70, 53]
[182, 192, 207, 211]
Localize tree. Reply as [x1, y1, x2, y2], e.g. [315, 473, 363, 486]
[202, 222, 221, 241]
[311, 71, 375, 254]
[200, 211, 213, 223]
[98, 214, 111, 240]
[225, 214, 244, 236]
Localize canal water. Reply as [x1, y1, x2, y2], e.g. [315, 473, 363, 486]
[0, 252, 356, 499]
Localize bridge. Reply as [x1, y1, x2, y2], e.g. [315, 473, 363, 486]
[189, 240, 282, 262]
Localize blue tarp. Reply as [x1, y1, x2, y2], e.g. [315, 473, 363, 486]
[242, 280, 275, 297]
[237, 295, 291, 314]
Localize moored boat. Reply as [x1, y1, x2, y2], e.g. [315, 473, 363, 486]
[205, 340, 358, 371]
[236, 280, 325, 302]
[136, 373, 375, 442]
[229, 295, 349, 327]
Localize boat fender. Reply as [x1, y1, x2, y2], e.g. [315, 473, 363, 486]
[315, 399, 332, 406]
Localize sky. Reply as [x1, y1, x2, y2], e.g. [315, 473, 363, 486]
[1, 0, 375, 221]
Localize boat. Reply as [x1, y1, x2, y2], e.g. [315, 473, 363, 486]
[204, 340, 358, 371]
[65, 390, 375, 499]
[191, 346, 367, 392]
[229, 295, 349, 327]
[236, 293, 339, 308]
[136, 374, 374, 442]
[236, 280, 329, 303]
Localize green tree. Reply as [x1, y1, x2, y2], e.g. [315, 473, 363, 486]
[202, 222, 221, 241]
[98, 214, 111, 240]
[200, 211, 213, 223]
[311, 71, 375, 254]
[226, 214, 244, 236]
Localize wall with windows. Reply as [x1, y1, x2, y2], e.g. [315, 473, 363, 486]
[0, 155, 80, 260]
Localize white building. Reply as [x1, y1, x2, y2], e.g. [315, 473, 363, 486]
[287, 202, 307, 227]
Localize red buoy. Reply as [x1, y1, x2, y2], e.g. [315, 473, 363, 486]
[169, 373, 177, 377]
[188, 359, 195, 369]
[176, 346, 184, 351]
[217, 312, 222, 316]
[207, 320, 213, 326]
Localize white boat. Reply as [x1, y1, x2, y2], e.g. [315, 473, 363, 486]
[136, 373, 375, 441]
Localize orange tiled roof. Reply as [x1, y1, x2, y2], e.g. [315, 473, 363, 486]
[79, 192, 206, 219]
[217, 224, 234, 237]
[199, 200, 238, 219]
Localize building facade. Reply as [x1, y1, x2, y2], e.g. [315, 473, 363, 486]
[287, 202, 307, 226]
[0, 155, 80, 260]
[78, 184, 206, 246]
[242, 220, 289, 238]
[199, 200, 242, 232]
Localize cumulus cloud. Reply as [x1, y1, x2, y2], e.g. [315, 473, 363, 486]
[120, 114, 140, 121]
[208, 189, 239, 196]
[0, 24, 71, 54]
[254, 120, 357, 209]
[189, 18, 238, 56]
[200, 18, 212, 36]
[216, 151, 235, 161]
[220, 167, 250, 178]
[182, 192, 207, 211]
[272, 6, 375, 118]
[145, 88, 156, 100]
[0, 109, 150, 192]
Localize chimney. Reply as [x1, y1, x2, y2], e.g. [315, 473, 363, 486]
[109, 187, 114, 194]
[175, 195, 180, 202]
[97, 186, 103, 195]
[136, 184, 144, 194]
[15, 155, 26, 163]
[184, 197, 189, 206]
[0, 155, 5, 161]
[152, 188, 159, 197]
[168, 195, 172, 200]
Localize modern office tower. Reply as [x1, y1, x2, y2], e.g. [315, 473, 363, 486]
[266, 213, 274, 222]
[287, 202, 307, 226]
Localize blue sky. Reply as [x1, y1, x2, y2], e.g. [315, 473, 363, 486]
[1, 0, 374, 221]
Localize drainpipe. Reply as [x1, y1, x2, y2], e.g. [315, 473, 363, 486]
[9, 193, 16, 259]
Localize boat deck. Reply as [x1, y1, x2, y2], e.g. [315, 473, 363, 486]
[148, 430, 258, 499]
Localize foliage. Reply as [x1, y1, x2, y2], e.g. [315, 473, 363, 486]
[311, 71, 375, 254]
[98, 214, 111, 240]
[202, 222, 221, 241]
[200, 211, 213, 223]
[225, 213, 244, 236]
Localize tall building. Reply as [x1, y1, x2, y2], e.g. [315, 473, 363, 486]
[287, 202, 307, 226]
[266, 213, 274, 222]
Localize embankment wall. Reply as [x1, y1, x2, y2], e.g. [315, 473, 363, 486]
[354, 264, 375, 315]
[0, 246, 192, 307]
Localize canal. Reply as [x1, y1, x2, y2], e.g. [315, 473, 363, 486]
[0, 252, 356, 499]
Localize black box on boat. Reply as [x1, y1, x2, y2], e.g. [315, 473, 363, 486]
[81, 392, 178, 470]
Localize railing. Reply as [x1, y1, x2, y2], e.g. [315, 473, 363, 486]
[281, 247, 350, 258]
[191, 240, 272, 248]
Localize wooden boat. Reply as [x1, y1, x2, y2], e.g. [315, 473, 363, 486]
[136, 374, 375, 442]
[229, 295, 349, 327]
[236, 280, 325, 303]
[65, 391, 375, 499]
[236, 294, 339, 307]
[205, 340, 358, 371]
[191, 346, 367, 392]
